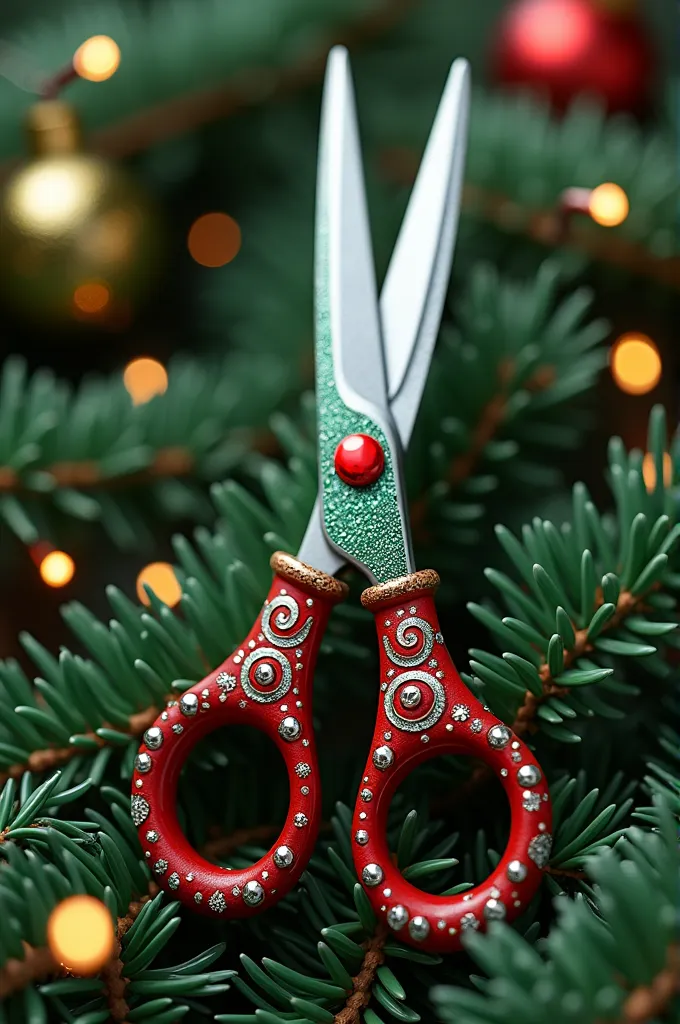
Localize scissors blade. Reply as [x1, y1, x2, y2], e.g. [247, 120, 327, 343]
[381, 58, 470, 449]
[306, 45, 413, 585]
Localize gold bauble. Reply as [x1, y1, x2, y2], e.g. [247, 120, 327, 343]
[0, 101, 162, 326]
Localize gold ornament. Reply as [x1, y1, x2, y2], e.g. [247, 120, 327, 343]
[0, 101, 162, 326]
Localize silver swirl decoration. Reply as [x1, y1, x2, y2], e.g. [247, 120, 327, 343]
[384, 670, 445, 732]
[262, 595, 313, 648]
[382, 616, 434, 668]
[240, 648, 292, 703]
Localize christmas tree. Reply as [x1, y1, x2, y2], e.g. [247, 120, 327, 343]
[0, 1, 677, 1022]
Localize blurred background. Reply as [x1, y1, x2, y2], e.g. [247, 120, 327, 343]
[0, 0, 676, 666]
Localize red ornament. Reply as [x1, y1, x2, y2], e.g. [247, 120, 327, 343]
[334, 433, 385, 487]
[491, 0, 653, 114]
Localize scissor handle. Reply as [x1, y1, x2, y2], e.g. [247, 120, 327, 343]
[352, 570, 552, 952]
[131, 552, 347, 918]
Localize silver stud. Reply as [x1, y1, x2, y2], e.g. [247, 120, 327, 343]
[301, 786, 309, 796]
[232, 886, 241, 896]
[194, 892, 203, 904]
[168, 872, 180, 890]
[451, 704, 470, 722]
[373, 745, 394, 771]
[201, 702, 210, 710]
[470, 718, 483, 733]
[262, 871, 269, 880]
[145, 851, 150, 858]
[437, 920, 446, 930]
[397, 609, 405, 617]
[362, 863, 383, 887]
[484, 898, 506, 920]
[208, 891, 227, 913]
[243, 880, 265, 906]
[302, 739, 309, 747]
[523, 791, 541, 812]
[410, 607, 417, 614]
[491, 887, 500, 898]
[254, 662, 276, 686]
[381, 683, 387, 692]
[274, 845, 294, 869]
[387, 905, 408, 930]
[361, 788, 372, 802]
[408, 916, 430, 942]
[385, 619, 392, 627]
[511, 741, 520, 749]
[500, 768, 508, 777]
[487, 724, 512, 749]
[436, 671, 445, 679]
[387, 669, 395, 678]
[435, 631, 443, 643]
[428, 659, 438, 668]
[507, 860, 528, 882]
[294, 812, 308, 828]
[135, 779, 143, 789]
[355, 830, 369, 845]
[131, 795, 150, 826]
[306, 598, 313, 607]
[421, 735, 429, 743]
[160, 711, 168, 721]
[460, 912, 479, 930]
[383, 888, 392, 897]
[172, 723, 183, 735]
[517, 764, 542, 787]
[145, 830, 159, 843]
[383, 731, 392, 741]
[144, 726, 163, 750]
[296, 701, 303, 708]
[296, 649, 303, 658]
[279, 716, 301, 741]
[135, 752, 152, 774]
[186, 873, 194, 881]
[216, 672, 236, 692]
[280, 705, 288, 712]
[201, 688, 210, 698]
[154, 859, 168, 875]
[539, 822, 547, 832]
[399, 684, 422, 709]
[180, 693, 199, 716]
[248, 640, 256, 649]
[512, 751, 522, 762]
[446, 723, 454, 732]
[528, 833, 552, 867]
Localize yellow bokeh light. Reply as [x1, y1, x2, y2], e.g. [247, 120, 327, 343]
[589, 183, 629, 228]
[187, 212, 241, 267]
[123, 358, 168, 405]
[137, 562, 182, 607]
[610, 334, 661, 395]
[40, 550, 75, 588]
[73, 36, 121, 83]
[47, 896, 114, 974]
[73, 281, 110, 315]
[642, 452, 672, 492]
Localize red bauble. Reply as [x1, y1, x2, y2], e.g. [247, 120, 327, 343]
[491, 0, 653, 114]
[334, 433, 385, 487]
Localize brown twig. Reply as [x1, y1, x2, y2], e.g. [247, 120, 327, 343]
[0, 883, 158, 1003]
[511, 588, 642, 736]
[617, 944, 680, 1024]
[334, 929, 387, 1024]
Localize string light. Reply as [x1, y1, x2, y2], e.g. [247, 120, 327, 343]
[588, 183, 629, 227]
[40, 550, 75, 588]
[73, 281, 111, 315]
[73, 36, 121, 83]
[137, 562, 182, 607]
[642, 452, 672, 492]
[123, 358, 168, 405]
[187, 212, 241, 267]
[47, 896, 115, 974]
[610, 333, 661, 395]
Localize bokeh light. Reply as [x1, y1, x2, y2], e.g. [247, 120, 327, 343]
[47, 896, 114, 974]
[73, 36, 121, 82]
[511, 0, 592, 67]
[137, 562, 182, 607]
[187, 213, 241, 267]
[40, 550, 75, 588]
[589, 183, 629, 227]
[124, 357, 168, 405]
[73, 281, 110, 315]
[642, 452, 672, 492]
[610, 334, 661, 395]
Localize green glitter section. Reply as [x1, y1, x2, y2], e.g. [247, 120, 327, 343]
[314, 196, 408, 584]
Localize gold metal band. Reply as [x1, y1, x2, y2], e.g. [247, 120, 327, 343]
[270, 551, 348, 601]
[361, 570, 440, 609]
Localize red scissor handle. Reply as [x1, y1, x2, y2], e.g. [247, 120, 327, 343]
[352, 570, 552, 952]
[131, 553, 347, 918]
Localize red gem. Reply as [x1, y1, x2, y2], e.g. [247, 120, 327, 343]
[334, 434, 385, 488]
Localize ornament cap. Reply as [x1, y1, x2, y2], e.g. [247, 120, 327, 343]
[26, 101, 82, 157]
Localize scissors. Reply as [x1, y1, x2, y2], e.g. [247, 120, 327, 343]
[132, 46, 552, 952]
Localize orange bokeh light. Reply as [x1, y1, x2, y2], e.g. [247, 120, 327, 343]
[40, 550, 75, 588]
[642, 452, 672, 492]
[136, 562, 182, 607]
[73, 281, 110, 315]
[123, 358, 168, 405]
[610, 334, 661, 395]
[187, 212, 241, 268]
[73, 36, 121, 83]
[589, 183, 629, 227]
[47, 896, 114, 974]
